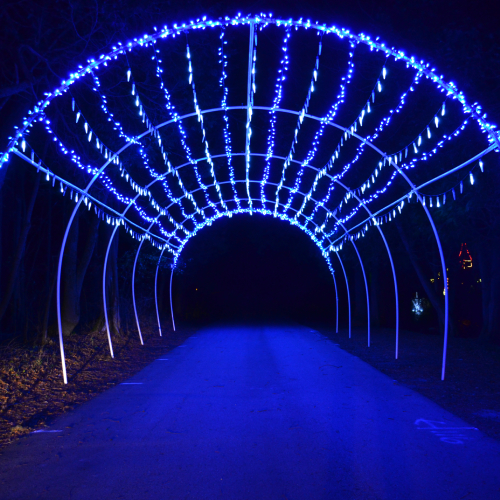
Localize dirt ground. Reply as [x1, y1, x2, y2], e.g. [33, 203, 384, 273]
[0, 320, 194, 451]
[1, 322, 499, 452]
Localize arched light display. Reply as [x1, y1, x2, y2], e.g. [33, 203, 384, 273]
[2, 14, 499, 384]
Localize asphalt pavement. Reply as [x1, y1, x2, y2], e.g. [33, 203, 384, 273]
[1, 324, 499, 499]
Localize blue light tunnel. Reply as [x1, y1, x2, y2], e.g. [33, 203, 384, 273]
[2, 14, 498, 384]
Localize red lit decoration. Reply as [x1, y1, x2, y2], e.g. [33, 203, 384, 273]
[458, 243, 472, 269]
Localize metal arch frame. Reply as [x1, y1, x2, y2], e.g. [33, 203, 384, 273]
[165, 195, 344, 336]
[53, 106, 458, 383]
[315, 122, 452, 378]
[107, 182, 344, 353]
[10, 16, 496, 384]
[332, 270, 339, 333]
[131, 236, 146, 345]
[334, 179, 399, 358]
[16, 104, 493, 250]
[55, 130, 175, 383]
[46, 103, 493, 262]
[391, 165, 450, 379]
[98, 157, 351, 360]
[333, 215, 370, 345]
[170, 267, 176, 332]
[154, 248, 166, 337]
[5, 14, 498, 168]
[112, 148, 486, 368]
[335, 252, 351, 338]
[101, 173, 180, 370]
[166, 194, 342, 328]
[132, 211, 179, 342]
[327, 144, 497, 249]
[99, 170, 341, 357]
[245, 20, 255, 210]
[102, 225, 119, 358]
[70, 104, 479, 351]
[132, 214, 167, 344]
[11, 149, 178, 247]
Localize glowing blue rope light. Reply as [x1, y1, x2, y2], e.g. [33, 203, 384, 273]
[172, 202, 335, 278]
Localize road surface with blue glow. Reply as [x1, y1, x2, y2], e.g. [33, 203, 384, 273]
[1, 325, 499, 499]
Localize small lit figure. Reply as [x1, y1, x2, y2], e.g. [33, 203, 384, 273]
[412, 292, 424, 316]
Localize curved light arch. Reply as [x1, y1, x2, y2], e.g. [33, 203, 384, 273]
[7, 103, 498, 253]
[1, 14, 497, 385]
[102, 185, 342, 361]
[13, 103, 496, 252]
[335, 252, 351, 339]
[334, 179, 399, 357]
[155, 248, 167, 337]
[2, 15, 498, 168]
[333, 214, 370, 345]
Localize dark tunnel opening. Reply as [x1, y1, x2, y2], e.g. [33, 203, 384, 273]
[173, 214, 337, 326]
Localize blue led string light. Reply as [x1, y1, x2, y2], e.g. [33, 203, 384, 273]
[91, 71, 193, 229]
[72, 92, 187, 240]
[1, 14, 499, 270]
[302, 61, 400, 223]
[185, 40, 227, 215]
[325, 114, 470, 240]
[38, 113, 182, 240]
[14, 143, 178, 251]
[260, 28, 291, 207]
[3, 15, 498, 175]
[151, 45, 208, 219]
[171, 195, 335, 278]
[278, 41, 357, 216]
[245, 22, 257, 212]
[273, 38, 324, 216]
[219, 27, 240, 209]
[326, 143, 494, 252]
[123, 65, 203, 231]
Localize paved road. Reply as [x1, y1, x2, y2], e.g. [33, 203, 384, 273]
[1, 325, 499, 499]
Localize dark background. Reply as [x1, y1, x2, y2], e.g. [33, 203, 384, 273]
[0, 0, 498, 341]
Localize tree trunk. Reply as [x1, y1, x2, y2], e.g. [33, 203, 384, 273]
[61, 208, 101, 336]
[0, 172, 40, 322]
[41, 265, 57, 344]
[61, 206, 80, 335]
[369, 265, 381, 328]
[354, 265, 367, 326]
[0, 185, 3, 311]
